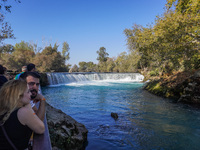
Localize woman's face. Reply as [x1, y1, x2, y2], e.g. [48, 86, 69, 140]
[21, 88, 31, 105]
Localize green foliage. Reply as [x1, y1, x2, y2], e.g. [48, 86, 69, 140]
[14, 41, 34, 51]
[86, 61, 96, 72]
[33, 44, 68, 72]
[144, 80, 169, 97]
[78, 61, 87, 72]
[124, 0, 200, 76]
[96, 47, 109, 63]
[150, 69, 159, 76]
[106, 58, 115, 72]
[97, 62, 107, 72]
[166, 0, 200, 15]
[77, 61, 97, 72]
[0, 44, 14, 54]
[0, 41, 70, 72]
[62, 41, 70, 61]
[114, 52, 129, 72]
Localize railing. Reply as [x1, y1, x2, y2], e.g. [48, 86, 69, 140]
[33, 103, 52, 150]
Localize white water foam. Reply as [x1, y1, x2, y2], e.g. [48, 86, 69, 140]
[47, 72, 144, 86]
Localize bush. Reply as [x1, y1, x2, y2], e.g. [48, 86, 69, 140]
[150, 70, 159, 76]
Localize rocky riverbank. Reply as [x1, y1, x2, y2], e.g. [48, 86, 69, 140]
[45, 103, 88, 150]
[144, 69, 200, 105]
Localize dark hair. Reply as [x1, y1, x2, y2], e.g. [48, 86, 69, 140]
[3, 67, 7, 71]
[20, 71, 40, 80]
[27, 63, 35, 71]
[0, 65, 4, 74]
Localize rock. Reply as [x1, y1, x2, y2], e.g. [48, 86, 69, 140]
[178, 70, 200, 104]
[39, 73, 49, 86]
[194, 70, 200, 78]
[46, 103, 88, 150]
[111, 112, 118, 120]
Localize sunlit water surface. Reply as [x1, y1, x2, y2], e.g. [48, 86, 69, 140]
[42, 80, 200, 150]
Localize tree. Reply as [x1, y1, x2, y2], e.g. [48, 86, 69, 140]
[106, 58, 115, 72]
[62, 41, 70, 61]
[96, 47, 109, 63]
[78, 61, 87, 72]
[124, 0, 200, 75]
[0, 0, 20, 43]
[96, 47, 109, 72]
[166, 0, 200, 14]
[12, 41, 35, 71]
[124, 25, 155, 72]
[34, 44, 68, 72]
[0, 44, 14, 54]
[14, 41, 34, 51]
[114, 52, 130, 72]
[86, 62, 97, 72]
[71, 64, 79, 72]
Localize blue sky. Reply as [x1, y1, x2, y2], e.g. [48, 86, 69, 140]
[4, 0, 166, 66]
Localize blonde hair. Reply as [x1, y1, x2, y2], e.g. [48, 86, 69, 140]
[0, 79, 27, 123]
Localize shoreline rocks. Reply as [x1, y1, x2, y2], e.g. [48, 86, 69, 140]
[178, 70, 200, 104]
[144, 70, 200, 105]
[46, 103, 88, 150]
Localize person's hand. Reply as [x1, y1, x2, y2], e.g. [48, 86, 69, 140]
[33, 93, 45, 103]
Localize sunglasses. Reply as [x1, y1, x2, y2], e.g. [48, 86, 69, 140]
[27, 82, 40, 87]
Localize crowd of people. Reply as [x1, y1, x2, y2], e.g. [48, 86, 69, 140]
[0, 63, 46, 150]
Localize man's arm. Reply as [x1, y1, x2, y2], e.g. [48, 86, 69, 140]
[32, 105, 38, 113]
[36, 99, 46, 121]
[33, 94, 46, 121]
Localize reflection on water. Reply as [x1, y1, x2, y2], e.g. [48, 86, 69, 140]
[42, 81, 200, 150]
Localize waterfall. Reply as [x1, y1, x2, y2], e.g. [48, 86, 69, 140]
[47, 72, 144, 85]
[47, 72, 88, 85]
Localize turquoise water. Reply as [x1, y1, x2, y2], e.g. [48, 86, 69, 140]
[42, 81, 200, 150]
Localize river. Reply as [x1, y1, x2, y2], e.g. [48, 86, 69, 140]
[42, 73, 200, 150]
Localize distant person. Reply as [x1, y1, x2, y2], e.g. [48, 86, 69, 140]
[0, 79, 45, 149]
[15, 65, 27, 80]
[27, 63, 36, 72]
[0, 65, 8, 89]
[3, 67, 12, 80]
[3, 67, 8, 80]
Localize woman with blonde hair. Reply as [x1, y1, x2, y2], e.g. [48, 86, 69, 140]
[0, 79, 45, 149]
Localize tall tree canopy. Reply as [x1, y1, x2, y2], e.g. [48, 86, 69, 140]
[33, 44, 68, 72]
[124, 0, 200, 75]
